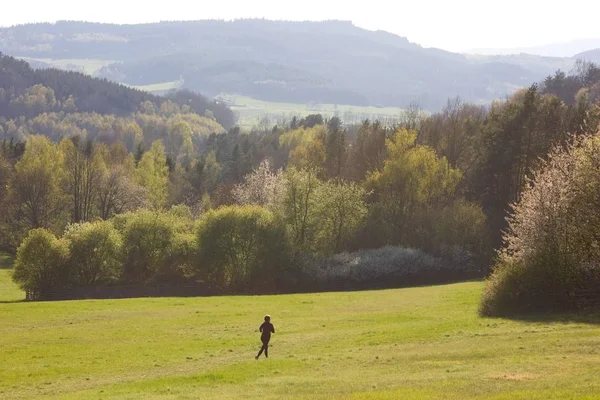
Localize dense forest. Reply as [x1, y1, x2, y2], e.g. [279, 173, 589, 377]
[3, 53, 600, 310]
[0, 53, 236, 129]
[1, 20, 595, 110]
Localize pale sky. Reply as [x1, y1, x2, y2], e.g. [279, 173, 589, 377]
[2, 0, 600, 52]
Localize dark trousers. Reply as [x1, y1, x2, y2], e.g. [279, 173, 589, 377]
[257, 336, 270, 358]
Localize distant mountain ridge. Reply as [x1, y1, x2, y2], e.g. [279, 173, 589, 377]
[1, 20, 597, 110]
[575, 48, 600, 64]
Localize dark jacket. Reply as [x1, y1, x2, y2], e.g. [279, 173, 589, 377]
[259, 322, 275, 339]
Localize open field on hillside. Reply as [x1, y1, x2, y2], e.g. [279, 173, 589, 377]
[130, 80, 184, 94]
[217, 93, 409, 130]
[18, 58, 114, 75]
[1, 273, 600, 399]
[16, 57, 180, 93]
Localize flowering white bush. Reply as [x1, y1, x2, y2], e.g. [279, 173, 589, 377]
[310, 246, 475, 284]
[232, 159, 285, 209]
[481, 134, 600, 316]
[498, 134, 600, 270]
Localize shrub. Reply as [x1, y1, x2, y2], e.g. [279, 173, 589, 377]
[12, 228, 70, 300]
[196, 205, 294, 291]
[479, 251, 586, 316]
[481, 135, 600, 316]
[63, 221, 123, 286]
[118, 210, 190, 282]
[160, 231, 197, 281]
[309, 246, 477, 289]
[479, 259, 527, 317]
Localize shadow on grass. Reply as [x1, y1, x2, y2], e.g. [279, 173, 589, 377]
[491, 309, 600, 325]
[0, 299, 25, 304]
[10, 276, 487, 302]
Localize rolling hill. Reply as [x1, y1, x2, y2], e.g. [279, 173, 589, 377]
[575, 48, 600, 64]
[1, 20, 597, 111]
[470, 38, 600, 57]
[0, 53, 236, 129]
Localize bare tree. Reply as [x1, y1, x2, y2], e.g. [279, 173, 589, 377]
[98, 167, 148, 219]
[399, 101, 422, 131]
[232, 159, 284, 209]
[61, 137, 105, 223]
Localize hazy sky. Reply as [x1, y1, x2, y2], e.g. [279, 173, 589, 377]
[2, 0, 599, 52]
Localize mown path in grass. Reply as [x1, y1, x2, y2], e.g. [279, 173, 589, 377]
[1, 275, 599, 399]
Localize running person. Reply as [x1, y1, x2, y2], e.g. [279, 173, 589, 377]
[255, 315, 275, 359]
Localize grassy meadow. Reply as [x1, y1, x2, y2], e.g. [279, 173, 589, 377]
[1, 273, 600, 399]
[217, 93, 409, 130]
[129, 80, 184, 94]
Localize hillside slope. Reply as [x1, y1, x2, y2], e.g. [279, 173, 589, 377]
[0, 20, 586, 110]
[0, 53, 235, 128]
[575, 48, 600, 64]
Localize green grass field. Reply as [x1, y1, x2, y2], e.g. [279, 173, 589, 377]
[217, 93, 409, 130]
[1, 272, 600, 399]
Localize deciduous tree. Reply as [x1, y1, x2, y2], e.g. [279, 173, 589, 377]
[6, 136, 65, 237]
[135, 140, 169, 209]
[60, 136, 106, 223]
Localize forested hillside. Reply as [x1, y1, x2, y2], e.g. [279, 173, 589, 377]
[1, 20, 593, 110]
[0, 53, 236, 128]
